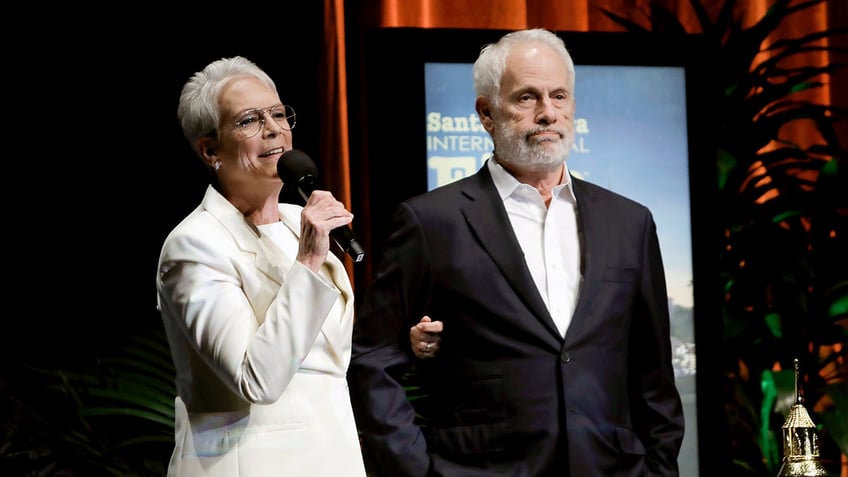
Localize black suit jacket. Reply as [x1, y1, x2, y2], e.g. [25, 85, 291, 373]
[349, 161, 684, 476]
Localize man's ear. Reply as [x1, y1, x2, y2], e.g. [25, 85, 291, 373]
[475, 97, 494, 132]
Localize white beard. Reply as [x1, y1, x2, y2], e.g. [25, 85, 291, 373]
[492, 120, 573, 173]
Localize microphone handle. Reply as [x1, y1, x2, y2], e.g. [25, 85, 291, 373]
[331, 226, 365, 263]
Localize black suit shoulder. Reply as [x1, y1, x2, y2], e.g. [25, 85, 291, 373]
[571, 175, 653, 217]
[397, 167, 493, 221]
[406, 170, 484, 204]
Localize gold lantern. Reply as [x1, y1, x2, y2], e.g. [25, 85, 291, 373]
[777, 358, 828, 477]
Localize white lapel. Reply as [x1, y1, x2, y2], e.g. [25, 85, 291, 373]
[202, 186, 290, 288]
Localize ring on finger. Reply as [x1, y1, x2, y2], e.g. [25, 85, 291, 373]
[426, 342, 432, 352]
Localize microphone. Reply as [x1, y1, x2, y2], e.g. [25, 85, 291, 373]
[277, 149, 365, 263]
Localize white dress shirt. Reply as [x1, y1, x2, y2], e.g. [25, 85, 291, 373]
[488, 158, 582, 337]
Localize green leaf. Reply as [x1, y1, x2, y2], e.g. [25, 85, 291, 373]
[759, 370, 782, 472]
[828, 294, 848, 318]
[764, 312, 783, 338]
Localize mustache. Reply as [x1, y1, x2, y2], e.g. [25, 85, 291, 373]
[525, 127, 566, 139]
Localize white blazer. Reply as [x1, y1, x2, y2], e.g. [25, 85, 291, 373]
[156, 185, 366, 477]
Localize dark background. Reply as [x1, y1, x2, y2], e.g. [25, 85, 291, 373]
[6, 7, 326, 365]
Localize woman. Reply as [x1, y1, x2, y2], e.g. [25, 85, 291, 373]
[156, 56, 366, 476]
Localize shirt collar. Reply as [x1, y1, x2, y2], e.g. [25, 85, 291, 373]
[487, 156, 577, 203]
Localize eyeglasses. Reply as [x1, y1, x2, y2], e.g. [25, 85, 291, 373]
[231, 104, 296, 139]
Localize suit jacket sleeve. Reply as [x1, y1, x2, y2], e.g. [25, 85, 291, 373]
[348, 201, 432, 477]
[632, 213, 686, 475]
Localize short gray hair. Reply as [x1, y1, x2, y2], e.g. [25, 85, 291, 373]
[176, 56, 277, 158]
[472, 28, 575, 107]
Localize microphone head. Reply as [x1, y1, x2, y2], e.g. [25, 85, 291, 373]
[277, 149, 317, 186]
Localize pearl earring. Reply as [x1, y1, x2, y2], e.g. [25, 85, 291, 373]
[214, 161, 221, 171]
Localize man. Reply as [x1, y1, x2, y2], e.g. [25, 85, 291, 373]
[348, 28, 684, 476]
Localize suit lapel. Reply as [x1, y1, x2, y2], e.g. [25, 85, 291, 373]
[461, 165, 561, 339]
[202, 186, 289, 292]
[566, 178, 601, 343]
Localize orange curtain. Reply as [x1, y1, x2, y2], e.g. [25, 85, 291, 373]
[367, 0, 842, 127]
[322, 0, 356, 278]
